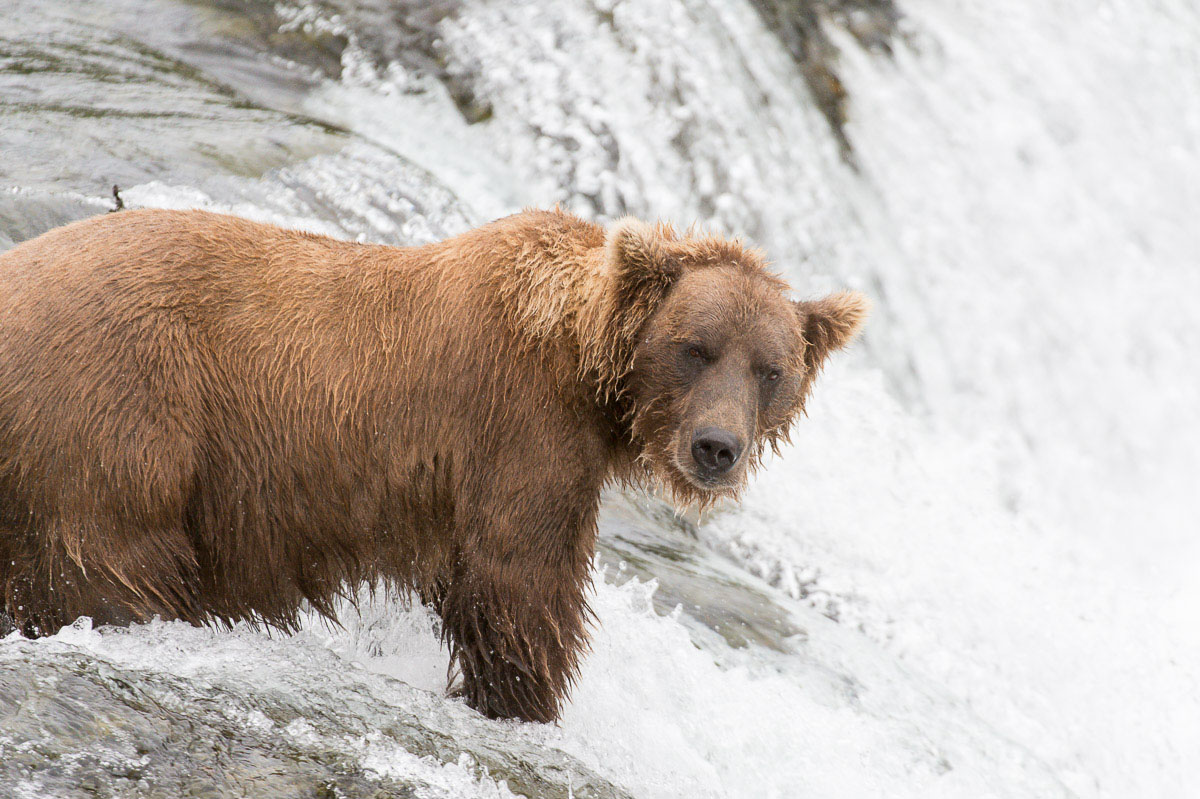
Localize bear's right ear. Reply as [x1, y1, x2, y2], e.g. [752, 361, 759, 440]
[605, 218, 682, 313]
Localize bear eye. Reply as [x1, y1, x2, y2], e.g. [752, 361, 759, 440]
[765, 368, 781, 382]
[687, 345, 707, 360]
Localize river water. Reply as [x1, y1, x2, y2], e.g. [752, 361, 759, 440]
[1, 1, 1197, 797]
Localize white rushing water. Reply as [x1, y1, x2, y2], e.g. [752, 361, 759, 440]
[6, 0, 1199, 797]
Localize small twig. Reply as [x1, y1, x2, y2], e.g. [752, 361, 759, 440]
[109, 185, 124, 213]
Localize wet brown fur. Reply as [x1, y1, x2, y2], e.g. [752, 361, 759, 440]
[0, 208, 867, 722]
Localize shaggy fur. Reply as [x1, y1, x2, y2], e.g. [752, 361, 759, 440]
[0, 208, 867, 722]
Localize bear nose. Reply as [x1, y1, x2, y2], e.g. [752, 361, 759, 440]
[691, 427, 743, 476]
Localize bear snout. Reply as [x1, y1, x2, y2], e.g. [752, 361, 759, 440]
[690, 427, 744, 478]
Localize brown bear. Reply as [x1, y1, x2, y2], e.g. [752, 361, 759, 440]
[0, 208, 867, 722]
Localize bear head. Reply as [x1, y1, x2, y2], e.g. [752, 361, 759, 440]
[604, 218, 869, 508]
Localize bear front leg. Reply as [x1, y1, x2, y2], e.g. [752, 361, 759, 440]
[439, 487, 599, 723]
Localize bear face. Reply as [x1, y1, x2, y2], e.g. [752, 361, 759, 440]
[608, 219, 869, 507]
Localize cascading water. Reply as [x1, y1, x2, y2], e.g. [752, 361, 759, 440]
[2, 1, 1197, 797]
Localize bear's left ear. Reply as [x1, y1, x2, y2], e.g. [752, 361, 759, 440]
[606, 218, 683, 313]
[795, 291, 871, 373]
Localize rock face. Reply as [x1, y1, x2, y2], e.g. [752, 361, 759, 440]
[745, 0, 900, 163]
[0, 1, 346, 198]
[0, 633, 632, 799]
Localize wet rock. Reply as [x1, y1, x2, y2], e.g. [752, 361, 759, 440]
[0, 636, 632, 799]
[0, 0, 345, 205]
[597, 493, 807, 653]
[183, 0, 491, 126]
[180, 0, 352, 83]
[746, 0, 901, 164]
[0, 645, 422, 798]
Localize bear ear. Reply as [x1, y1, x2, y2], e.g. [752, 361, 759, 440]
[795, 291, 870, 373]
[606, 217, 682, 311]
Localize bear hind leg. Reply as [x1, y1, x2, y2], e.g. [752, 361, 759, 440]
[4, 515, 204, 636]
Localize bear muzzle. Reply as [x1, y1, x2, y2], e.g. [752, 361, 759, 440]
[690, 426, 745, 481]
